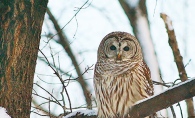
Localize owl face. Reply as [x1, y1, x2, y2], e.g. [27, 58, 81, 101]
[103, 36, 137, 61]
[97, 32, 142, 63]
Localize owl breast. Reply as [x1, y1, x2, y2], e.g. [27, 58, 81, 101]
[94, 61, 151, 117]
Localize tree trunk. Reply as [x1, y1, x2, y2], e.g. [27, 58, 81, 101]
[0, 0, 48, 117]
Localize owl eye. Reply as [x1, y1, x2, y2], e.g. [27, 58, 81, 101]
[123, 46, 129, 51]
[110, 45, 116, 50]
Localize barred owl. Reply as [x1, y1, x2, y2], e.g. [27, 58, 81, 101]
[93, 32, 154, 117]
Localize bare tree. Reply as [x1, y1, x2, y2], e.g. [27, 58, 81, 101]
[0, 0, 48, 117]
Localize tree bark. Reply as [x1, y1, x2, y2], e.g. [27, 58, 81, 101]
[0, 0, 48, 117]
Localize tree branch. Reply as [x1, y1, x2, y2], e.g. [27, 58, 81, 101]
[63, 78, 195, 117]
[160, 13, 195, 117]
[39, 49, 72, 113]
[37, 56, 73, 78]
[124, 78, 195, 118]
[31, 99, 57, 118]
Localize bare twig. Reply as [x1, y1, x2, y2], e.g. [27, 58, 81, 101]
[34, 83, 62, 107]
[31, 111, 50, 117]
[177, 102, 184, 118]
[184, 59, 191, 68]
[170, 105, 176, 118]
[152, 80, 171, 87]
[31, 99, 57, 118]
[63, 65, 93, 83]
[39, 49, 72, 112]
[32, 93, 61, 106]
[38, 56, 73, 78]
[49, 98, 51, 118]
[45, 0, 90, 43]
[160, 13, 195, 117]
[61, 84, 66, 115]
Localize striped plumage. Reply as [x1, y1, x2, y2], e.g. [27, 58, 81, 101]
[93, 32, 154, 117]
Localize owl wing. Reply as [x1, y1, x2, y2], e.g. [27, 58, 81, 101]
[142, 61, 154, 96]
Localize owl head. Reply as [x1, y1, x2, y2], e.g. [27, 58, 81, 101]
[97, 31, 143, 62]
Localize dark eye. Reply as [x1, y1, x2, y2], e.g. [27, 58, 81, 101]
[123, 46, 129, 51]
[110, 45, 116, 50]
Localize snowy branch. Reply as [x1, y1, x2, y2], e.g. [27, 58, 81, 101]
[160, 13, 188, 82]
[63, 78, 195, 117]
[124, 78, 195, 118]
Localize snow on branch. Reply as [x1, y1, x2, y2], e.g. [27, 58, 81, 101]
[63, 110, 97, 118]
[63, 78, 195, 117]
[161, 13, 173, 31]
[160, 13, 188, 82]
[124, 77, 195, 118]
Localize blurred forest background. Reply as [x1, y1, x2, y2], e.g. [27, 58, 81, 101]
[31, 0, 195, 117]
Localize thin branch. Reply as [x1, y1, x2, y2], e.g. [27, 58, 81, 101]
[34, 83, 62, 107]
[152, 80, 171, 87]
[38, 56, 73, 78]
[36, 75, 61, 85]
[160, 13, 195, 117]
[170, 106, 176, 118]
[31, 111, 50, 117]
[61, 83, 66, 115]
[31, 99, 57, 118]
[177, 102, 184, 118]
[49, 98, 51, 118]
[185, 59, 191, 68]
[45, 0, 90, 43]
[39, 49, 72, 112]
[160, 13, 188, 81]
[63, 65, 93, 83]
[33, 93, 62, 104]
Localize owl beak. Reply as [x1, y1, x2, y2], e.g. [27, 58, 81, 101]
[117, 52, 121, 60]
